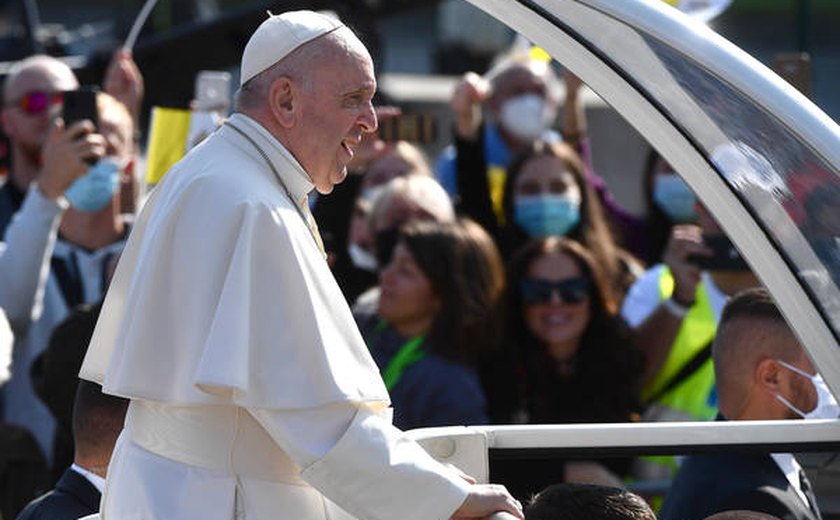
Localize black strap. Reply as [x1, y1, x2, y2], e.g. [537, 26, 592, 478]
[50, 250, 116, 311]
[800, 469, 823, 520]
[646, 338, 713, 405]
[51, 253, 83, 310]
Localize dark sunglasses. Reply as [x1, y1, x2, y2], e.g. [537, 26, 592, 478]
[520, 277, 591, 305]
[7, 90, 63, 115]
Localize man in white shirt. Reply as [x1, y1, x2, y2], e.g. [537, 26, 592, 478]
[80, 10, 522, 520]
[658, 287, 826, 520]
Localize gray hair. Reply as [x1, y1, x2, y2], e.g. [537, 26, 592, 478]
[368, 175, 455, 233]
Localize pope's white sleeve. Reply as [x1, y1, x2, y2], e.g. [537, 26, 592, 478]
[249, 404, 470, 520]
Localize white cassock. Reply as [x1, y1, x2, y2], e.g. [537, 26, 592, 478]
[80, 113, 470, 520]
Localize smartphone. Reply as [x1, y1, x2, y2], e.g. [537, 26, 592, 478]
[688, 233, 750, 271]
[772, 52, 811, 98]
[194, 70, 232, 112]
[62, 87, 99, 128]
[378, 114, 437, 143]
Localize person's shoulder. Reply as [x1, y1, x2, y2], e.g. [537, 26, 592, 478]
[14, 487, 91, 520]
[673, 451, 778, 492]
[153, 152, 288, 224]
[408, 354, 482, 392]
[718, 486, 809, 519]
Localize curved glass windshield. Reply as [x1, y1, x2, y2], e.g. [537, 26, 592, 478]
[529, 0, 840, 339]
[640, 35, 840, 334]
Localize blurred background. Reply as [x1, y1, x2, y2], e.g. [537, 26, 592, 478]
[0, 0, 837, 212]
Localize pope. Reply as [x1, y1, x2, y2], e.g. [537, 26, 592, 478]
[80, 9, 523, 520]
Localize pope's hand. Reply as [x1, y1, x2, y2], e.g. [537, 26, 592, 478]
[450, 484, 524, 520]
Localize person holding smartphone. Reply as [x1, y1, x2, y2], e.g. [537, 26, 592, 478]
[0, 80, 138, 488]
[0, 52, 142, 238]
[620, 203, 760, 482]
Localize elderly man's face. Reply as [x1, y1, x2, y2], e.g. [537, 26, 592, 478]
[295, 43, 377, 194]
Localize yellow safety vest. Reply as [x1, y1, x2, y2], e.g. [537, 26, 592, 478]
[633, 268, 720, 488]
[643, 267, 718, 421]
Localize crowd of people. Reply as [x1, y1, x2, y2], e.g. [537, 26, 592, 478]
[0, 7, 835, 520]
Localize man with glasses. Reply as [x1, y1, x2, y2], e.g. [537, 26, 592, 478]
[0, 55, 80, 237]
[0, 52, 142, 478]
[0, 52, 142, 237]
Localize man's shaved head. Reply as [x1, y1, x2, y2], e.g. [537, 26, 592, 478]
[3, 55, 78, 104]
[713, 287, 810, 420]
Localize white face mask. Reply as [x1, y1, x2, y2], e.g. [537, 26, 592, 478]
[776, 359, 840, 419]
[499, 93, 553, 141]
[348, 243, 378, 273]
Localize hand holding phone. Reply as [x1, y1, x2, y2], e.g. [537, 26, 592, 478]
[688, 233, 749, 271]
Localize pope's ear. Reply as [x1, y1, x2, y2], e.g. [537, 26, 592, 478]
[269, 77, 296, 129]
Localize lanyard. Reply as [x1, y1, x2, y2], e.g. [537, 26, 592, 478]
[373, 321, 426, 390]
[225, 121, 322, 251]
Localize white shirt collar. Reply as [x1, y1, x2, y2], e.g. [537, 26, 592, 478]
[71, 463, 106, 493]
[224, 113, 314, 207]
[770, 452, 810, 508]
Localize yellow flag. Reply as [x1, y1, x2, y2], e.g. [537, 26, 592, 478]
[145, 107, 191, 185]
[528, 45, 552, 64]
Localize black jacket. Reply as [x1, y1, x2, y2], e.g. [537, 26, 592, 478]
[15, 467, 100, 520]
[659, 451, 822, 520]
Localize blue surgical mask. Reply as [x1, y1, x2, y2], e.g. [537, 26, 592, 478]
[514, 194, 581, 238]
[64, 156, 121, 213]
[653, 173, 696, 223]
[776, 359, 839, 420]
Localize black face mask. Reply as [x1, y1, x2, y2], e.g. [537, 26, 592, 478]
[374, 228, 400, 269]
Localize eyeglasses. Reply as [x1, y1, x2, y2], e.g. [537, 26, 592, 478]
[7, 91, 63, 115]
[520, 277, 591, 305]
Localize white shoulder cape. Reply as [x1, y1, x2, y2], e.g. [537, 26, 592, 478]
[80, 115, 389, 410]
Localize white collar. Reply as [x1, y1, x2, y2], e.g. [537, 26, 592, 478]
[71, 463, 106, 493]
[224, 113, 314, 207]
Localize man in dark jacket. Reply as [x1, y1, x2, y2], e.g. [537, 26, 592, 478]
[15, 380, 127, 520]
[659, 288, 826, 520]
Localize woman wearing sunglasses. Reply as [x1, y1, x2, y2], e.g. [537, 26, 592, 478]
[507, 236, 642, 424]
[493, 236, 643, 494]
[355, 218, 505, 430]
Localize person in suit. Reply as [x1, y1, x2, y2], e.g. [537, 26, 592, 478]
[659, 287, 826, 520]
[15, 380, 127, 520]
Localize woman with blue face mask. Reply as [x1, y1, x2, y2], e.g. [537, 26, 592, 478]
[498, 140, 641, 298]
[639, 150, 699, 265]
